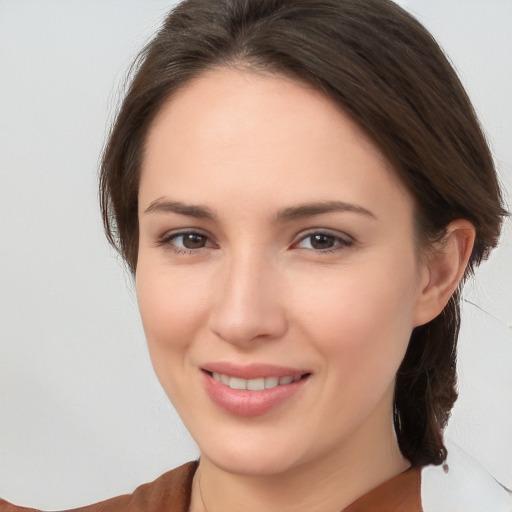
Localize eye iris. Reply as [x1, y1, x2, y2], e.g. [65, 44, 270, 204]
[182, 233, 206, 249]
[310, 234, 335, 250]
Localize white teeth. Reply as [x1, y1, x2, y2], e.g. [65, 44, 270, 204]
[247, 377, 265, 391]
[265, 376, 279, 389]
[229, 377, 247, 390]
[211, 372, 302, 390]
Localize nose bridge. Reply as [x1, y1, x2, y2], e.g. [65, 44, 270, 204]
[209, 245, 286, 345]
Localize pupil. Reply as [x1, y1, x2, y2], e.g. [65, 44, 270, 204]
[183, 234, 206, 249]
[311, 234, 334, 250]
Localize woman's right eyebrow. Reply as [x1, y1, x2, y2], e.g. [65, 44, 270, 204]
[144, 199, 217, 220]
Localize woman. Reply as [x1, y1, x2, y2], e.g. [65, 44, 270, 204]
[1, 0, 508, 510]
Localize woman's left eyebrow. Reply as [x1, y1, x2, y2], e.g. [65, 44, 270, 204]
[275, 201, 377, 222]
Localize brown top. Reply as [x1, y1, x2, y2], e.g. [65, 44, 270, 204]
[0, 461, 422, 512]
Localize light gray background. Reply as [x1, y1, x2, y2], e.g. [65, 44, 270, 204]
[1, 1, 511, 509]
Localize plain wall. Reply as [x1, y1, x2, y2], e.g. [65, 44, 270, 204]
[1, 0, 510, 508]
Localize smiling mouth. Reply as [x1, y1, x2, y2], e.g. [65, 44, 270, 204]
[202, 369, 311, 416]
[208, 372, 306, 391]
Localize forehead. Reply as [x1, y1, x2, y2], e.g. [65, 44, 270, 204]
[146, 67, 388, 168]
[140, 67, 412, 221]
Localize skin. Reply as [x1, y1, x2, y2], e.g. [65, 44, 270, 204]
[136, 68, 474, 512]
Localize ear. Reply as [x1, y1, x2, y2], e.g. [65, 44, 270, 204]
[413, 220, 476, 327]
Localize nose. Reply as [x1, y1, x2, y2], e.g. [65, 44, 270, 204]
[208, 251, 288, 347]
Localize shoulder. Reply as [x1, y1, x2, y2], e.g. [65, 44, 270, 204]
[0, 461, 198, 512]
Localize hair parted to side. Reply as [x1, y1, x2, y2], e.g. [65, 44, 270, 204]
[100, 0, 506, 467]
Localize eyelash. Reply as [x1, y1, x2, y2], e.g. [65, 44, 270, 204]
[156, 229, 354, 255]
[294, 230, 354, 253]
[155, 230, 214, 255]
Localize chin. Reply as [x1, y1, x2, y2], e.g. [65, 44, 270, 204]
[208, 452, 300, 477]
[197, 433, 305, 476]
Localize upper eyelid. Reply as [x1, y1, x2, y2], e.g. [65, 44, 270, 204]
[154, 229, 217, 252]
[293, 227, 353, 242]
[159, 227, 213, 240]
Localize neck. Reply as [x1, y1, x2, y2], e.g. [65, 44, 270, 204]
[190, 400, 410, 512]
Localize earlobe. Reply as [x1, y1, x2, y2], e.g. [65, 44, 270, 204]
[413, 220, 476, 327]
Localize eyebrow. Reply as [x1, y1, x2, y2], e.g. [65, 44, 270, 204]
[144, 198, 376, 221]
[275, 201, 377, 222]
[144, 199, 217, 219]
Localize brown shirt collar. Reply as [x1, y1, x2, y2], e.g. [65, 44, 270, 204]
[342, 466, 422, 511]
[0, 461, 422, 512]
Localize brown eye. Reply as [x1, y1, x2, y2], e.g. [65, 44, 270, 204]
[181, 233, 207, 249]
[295, 231, 353, 252]
[159, 231, 213, 253]
[309, 234, 336, 250]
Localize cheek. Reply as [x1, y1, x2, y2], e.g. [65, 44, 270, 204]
[292, 258, 419, 384]
[135, 263, 209, 377]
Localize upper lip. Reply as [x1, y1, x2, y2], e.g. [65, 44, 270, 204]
[201, 362, 308, 380]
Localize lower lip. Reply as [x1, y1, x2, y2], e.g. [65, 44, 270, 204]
[202, 372, 309, 417]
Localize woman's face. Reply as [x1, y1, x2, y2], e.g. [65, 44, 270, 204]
[136, 68, 430, 475]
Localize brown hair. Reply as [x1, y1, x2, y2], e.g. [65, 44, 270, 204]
[99, 0, 506, 467]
